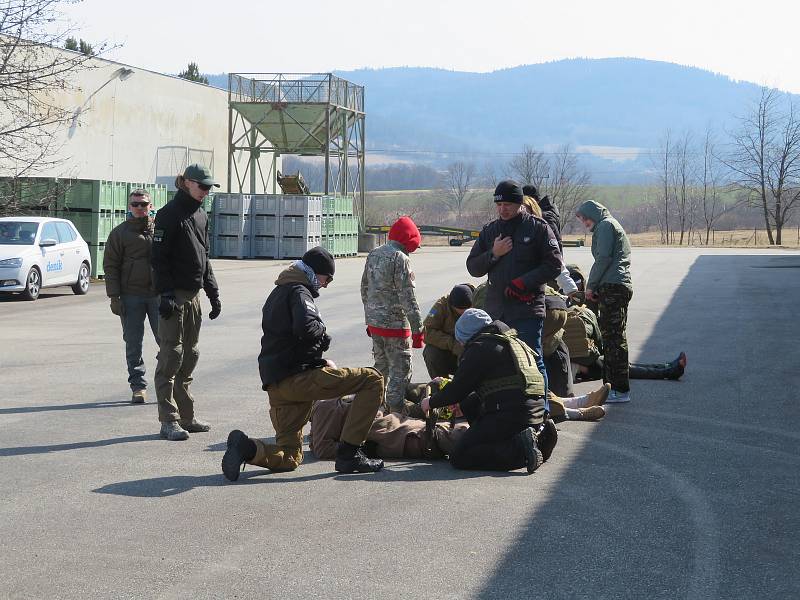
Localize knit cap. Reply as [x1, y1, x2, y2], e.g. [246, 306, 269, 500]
[454, 308, 493, 344]
[388, 216, 421, 253]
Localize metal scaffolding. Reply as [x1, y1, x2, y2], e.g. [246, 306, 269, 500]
[227, 73, 366, 228]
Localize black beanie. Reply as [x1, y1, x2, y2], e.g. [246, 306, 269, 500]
[493, 180, 524, 204]
[448, 284, 474, 309]
[302, 246, 335, 277]
[522, 184, 540, 200]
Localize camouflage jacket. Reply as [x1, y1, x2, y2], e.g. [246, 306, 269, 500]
[361, 240, 423, 334]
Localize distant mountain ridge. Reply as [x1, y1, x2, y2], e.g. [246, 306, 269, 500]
[205, 59, 796, 182]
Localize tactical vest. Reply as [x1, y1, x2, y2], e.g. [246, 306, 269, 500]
[563, 305, 600, 360]
[474, 331, 546, 399]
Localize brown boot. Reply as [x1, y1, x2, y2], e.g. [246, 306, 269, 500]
[577, 406, 606, 421]
[131, 389, 146, 404]
[585, 383, 611, 407]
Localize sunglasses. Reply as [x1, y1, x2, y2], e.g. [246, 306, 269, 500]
[189, 180, 213, 191]
[130, 201, 150, 208]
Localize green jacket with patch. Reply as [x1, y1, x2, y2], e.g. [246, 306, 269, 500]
[577, 200, 632, 291]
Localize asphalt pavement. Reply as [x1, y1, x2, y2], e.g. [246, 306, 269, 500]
[1, 245, 798, 599]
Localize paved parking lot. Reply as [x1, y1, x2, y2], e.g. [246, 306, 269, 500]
[1, 245, 799, 599]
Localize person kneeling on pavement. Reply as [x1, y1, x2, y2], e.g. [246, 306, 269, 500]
[420, 308, 557, 474]
[222, 247, 385, 481]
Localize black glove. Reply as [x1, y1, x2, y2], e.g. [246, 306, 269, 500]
[159, 294, 178, 319]
[320, 333, 331, 352]
[208, 296, 222, 320]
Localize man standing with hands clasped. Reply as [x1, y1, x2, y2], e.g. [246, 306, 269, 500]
[466, 180, 562, 401]
[151, 164, 221, 441]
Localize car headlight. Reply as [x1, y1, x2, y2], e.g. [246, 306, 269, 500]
[0, 257, 23, 268]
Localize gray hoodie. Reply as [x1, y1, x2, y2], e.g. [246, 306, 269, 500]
[577, 200, 632, 291]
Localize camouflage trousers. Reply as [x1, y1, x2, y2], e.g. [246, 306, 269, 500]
[371, 335, 412, 411]
[597, 284, 633, 393]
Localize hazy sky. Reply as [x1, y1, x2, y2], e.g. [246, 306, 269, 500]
[63, 0, 800, 93]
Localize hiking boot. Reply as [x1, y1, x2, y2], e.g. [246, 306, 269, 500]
[517, 427, 544, 474]
[179, 418, 211, 433]
[577, 406, 606, 421]
[222, 429, 250, 482]
[537, 419, 558, 462]
[160, 421, 189, 441]
[606, 389, 631, 404]
[131, 389, 146, 404]
[335, 442, 384, 473]
[585, 383, 610, 407]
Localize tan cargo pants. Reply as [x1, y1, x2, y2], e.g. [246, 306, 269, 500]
[251, 366, 384, 471]
[154, 289, 201, 423]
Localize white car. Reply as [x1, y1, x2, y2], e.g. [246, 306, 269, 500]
[0, 216, 92, 300]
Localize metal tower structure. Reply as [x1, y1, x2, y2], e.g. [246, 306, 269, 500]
[227, 73, 366, 228]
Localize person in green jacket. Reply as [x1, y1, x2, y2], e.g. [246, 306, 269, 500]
[422, 283, 475, 379]
[104, 189, 160, 404]
[575, 200, 633, 403]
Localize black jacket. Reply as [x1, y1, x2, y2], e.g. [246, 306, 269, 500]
[151, 189, 218, 296]
[429, 321, 545, 421]
[258, 264, 330, 389]
[466, 212, 562, 320]
[537, 195, 562, 251]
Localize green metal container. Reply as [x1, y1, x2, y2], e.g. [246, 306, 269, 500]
[89, 243, 105, 278]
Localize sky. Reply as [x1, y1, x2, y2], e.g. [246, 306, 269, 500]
[61, 0, 800, 93]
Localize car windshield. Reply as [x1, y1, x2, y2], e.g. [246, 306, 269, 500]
[0, 221, 39, 245]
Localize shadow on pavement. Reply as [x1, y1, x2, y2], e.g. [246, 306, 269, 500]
[473, 254, 800, 600]
[0, 399, 142, 415]
[0, 434, 159, 456]
[93, 471, 340, 497]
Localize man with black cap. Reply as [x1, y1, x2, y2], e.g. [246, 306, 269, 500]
[420, 308, 556, 473]
[422, 283, 475, 379]
[221, 247, 385, 480]
[151, 164, 221, 441]
[466, 180, 562, 405]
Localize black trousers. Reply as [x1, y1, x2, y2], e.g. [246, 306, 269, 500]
[450, 394, 540, 472]
[544, 340, 573, 397]
[423, 344, 459, 379]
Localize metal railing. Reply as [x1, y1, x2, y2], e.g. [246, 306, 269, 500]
[229, 73, 364, 112]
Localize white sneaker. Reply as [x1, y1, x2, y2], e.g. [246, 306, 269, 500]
[606, 389, 631, 403]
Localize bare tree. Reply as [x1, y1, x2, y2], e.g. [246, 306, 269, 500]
[543, 144, 592, 233]
[699, 128, 737, 244]
[725, 87, 800, 245]
[654, 131, 674, 243]
[0, 0, 105, 213]
[442, 161, 476, 221]
[673, 131, 692, 245]
[507, 145, 548, 188]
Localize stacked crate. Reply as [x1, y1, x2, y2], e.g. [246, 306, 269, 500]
[321, 195, 358, 257]
[278, 195, 322, 258]
[211, 193, 251, 258]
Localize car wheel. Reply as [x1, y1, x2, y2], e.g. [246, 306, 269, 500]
[72, 262, 90, 295]
[22, 266, 41, 301]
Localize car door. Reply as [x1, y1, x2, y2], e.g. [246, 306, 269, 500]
[55, 221, 82, 283]
[39, 221, 67, 286]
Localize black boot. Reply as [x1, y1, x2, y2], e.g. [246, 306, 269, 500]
[222, 430, 256, 482]
[335, 441, 384, 473]
[536, 419, 558, 462]
[516, 427, 544, 475]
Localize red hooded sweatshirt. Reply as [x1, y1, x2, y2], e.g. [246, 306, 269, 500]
[388, 216, 421, 254]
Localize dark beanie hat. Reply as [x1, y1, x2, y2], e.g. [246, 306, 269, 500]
[448, 284, 474, 309]
[493, 180, 524, 204]
[522, 184, 540, 200]
[302, 246, 335, 277]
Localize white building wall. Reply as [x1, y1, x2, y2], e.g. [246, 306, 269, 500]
[3, 48, 277, 192]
